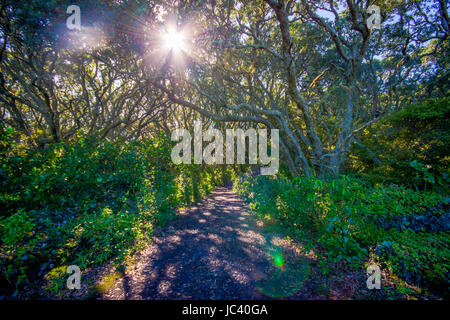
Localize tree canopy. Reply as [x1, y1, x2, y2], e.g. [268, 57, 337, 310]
[1, 0, 448, 176]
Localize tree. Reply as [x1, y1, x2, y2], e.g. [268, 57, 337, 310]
[0, 0, 169, 145]
[147, 0, 448, 177]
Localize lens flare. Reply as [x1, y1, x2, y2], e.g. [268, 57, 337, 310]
[273, 253, 285, 270]
[256, 249, 310, 298]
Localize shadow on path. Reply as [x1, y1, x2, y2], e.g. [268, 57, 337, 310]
[101, 187, 317, 299]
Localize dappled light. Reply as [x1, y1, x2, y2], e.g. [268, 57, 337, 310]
[0, 0, 448, 305]
[98, 188, 314, 299]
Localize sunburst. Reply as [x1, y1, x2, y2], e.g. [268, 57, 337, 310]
[163, 27, 188, 53]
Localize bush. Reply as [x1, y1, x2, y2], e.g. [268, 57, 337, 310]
[350, 97, 450, 193]
[234, 174, 449, 291]
[0, 130, 223, 294]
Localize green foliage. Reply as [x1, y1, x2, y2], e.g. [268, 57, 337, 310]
[382, 230, 449, 293]
[0, 130, 222, 294]
[174, 164, 233, 208]
[0, 210, 37, 287]
[351, 97, 450, 192]
[234, 174, 448, 291]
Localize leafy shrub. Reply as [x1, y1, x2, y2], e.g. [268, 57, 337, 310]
[235, 174, 448, 291]
[381, 230, 449, 292]
[0, 210, 37, 287]
[350, 97, 450, 192]
[0, 131, 224, 294]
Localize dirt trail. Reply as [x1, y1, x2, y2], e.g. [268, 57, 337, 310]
[100, 187, 327, 300]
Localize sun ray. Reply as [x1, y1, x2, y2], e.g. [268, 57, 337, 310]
[163, 27, 187, 53]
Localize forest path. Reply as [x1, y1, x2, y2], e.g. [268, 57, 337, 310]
[100, 187, 327, 299]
